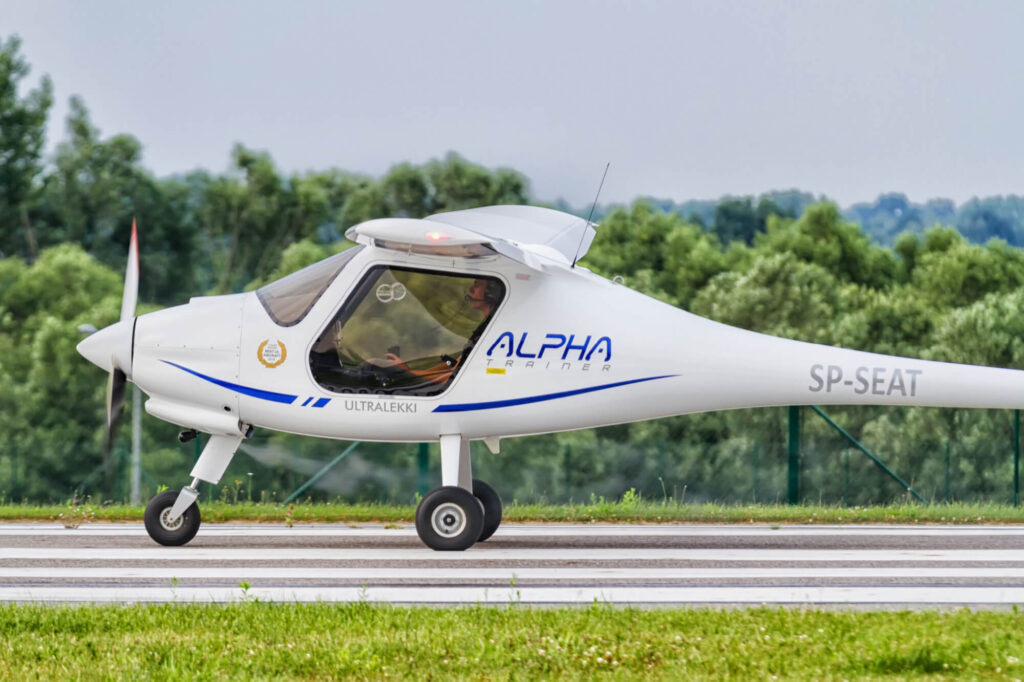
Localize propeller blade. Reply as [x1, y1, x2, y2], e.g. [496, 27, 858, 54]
[120, 218, 139, 322]
[105, 367, 127, 457]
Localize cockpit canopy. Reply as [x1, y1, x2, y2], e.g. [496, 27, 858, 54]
[257, 206, 602, 397]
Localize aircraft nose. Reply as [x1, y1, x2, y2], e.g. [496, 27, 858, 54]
[77, 319, 134, 376]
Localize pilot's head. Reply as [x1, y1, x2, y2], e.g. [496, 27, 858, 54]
[466, 278, 501, 314]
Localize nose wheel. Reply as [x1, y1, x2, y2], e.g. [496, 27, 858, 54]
[144, 490, 201, 546]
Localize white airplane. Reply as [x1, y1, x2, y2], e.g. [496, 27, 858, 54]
[77, 206, 1024, 550]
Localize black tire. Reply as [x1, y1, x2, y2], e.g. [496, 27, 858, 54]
[472, 478, 502, 542]
[415, 486, 484, 551]
[144, 490, 201, 546]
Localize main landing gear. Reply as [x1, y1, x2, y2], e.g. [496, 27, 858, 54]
[143, 433, 242, 547]
[414, 435, 503, 551]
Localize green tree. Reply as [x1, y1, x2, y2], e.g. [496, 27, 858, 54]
[0, 246, 119, 499]
[33, 97, 199, 303]
[755, 203, 897, 289]
[382, 163, 431, 217]
[195, 145, 357, 293]
[712, 196, 786, 245]
[691, 253, 846, 344]
[957, 197, 1024, 246]
[0, 35, 53, 258]
[339, 155, 529, 230]
[584, 200, 717, 304]
[423, 153, 528, 213]
[925, 290, 1024, 368]
[910, 237, 1024, 310]
[830, 287, 937, 357]
[338, 177, 389, 229]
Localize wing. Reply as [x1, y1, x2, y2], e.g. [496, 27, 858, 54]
[344, 205, 596, 271]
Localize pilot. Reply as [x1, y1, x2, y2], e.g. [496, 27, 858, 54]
[384, 278, 501, 385]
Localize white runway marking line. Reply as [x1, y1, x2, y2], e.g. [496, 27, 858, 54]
[4, 547, 1024, 561]
[4, 523, 1024, 537]
[0, 566, 1021, 580]
[3, 524, 1022, 606]
[5, 585, 1024, 605]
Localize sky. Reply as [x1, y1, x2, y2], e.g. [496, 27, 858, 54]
[5, 0, 1024, 208]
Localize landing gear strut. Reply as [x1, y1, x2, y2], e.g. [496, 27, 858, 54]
[414, 435, 503, 551]
[143, 433, 242, 547]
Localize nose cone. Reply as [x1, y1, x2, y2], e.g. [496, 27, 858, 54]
[77, 319, 134, 376]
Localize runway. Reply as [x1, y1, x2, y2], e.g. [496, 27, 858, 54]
[2, 523, 1023, 607]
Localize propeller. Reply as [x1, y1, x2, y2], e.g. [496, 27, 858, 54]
[79, 219, 139, 489]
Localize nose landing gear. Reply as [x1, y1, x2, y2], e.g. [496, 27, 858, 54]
[143, 433, 243, 547]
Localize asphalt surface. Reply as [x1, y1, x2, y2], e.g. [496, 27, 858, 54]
[2, 523, 1023, 607]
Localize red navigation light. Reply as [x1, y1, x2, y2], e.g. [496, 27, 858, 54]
[424, 230, 452, 242]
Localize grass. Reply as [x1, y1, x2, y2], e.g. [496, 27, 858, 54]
[1, 603, 1023, 679]
[2, 498, 1024, 525]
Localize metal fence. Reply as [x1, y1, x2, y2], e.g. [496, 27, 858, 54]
[1, 406, 1021, 506]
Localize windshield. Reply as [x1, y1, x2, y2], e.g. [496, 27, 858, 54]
[256, 245, 364, 326]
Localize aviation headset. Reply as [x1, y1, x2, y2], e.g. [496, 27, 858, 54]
[482, 279, 503, 306]
[466, 278, 503, 307]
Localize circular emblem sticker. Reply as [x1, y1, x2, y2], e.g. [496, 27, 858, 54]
[257, 339, 287, 368]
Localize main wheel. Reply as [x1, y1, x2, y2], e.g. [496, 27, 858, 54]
[472, 478, 502, 542]
[415, 486, 484, 551]
[144, 490, 201, 546]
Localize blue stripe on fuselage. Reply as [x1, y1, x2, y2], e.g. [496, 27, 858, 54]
[162, 361, 298, 404]
[432, 375, 677, 413]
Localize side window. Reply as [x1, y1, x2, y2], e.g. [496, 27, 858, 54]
[309, 267, 505, 396]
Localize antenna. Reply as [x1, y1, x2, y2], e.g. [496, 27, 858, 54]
[572, 162, 610, 268]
